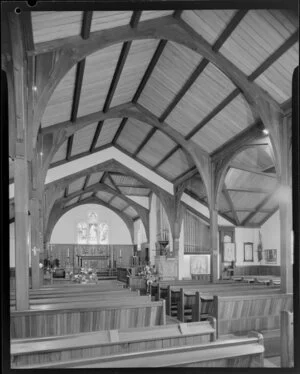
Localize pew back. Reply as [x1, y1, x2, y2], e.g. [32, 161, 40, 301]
[10, 300, 166, 339]
[280, 310, 294, 367]
[212, 293, 293, 336]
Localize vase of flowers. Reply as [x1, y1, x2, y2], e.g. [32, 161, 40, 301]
[71, 267, 98, 284]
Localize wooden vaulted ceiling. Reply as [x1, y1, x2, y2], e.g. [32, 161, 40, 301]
[9, 8, 299, 227]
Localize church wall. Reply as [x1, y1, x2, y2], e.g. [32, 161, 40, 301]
[260, 210, 281, 266]
[51, 204, 132, 244]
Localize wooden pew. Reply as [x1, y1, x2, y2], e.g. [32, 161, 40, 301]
[212, 293, 293, 337]
[10, 299, 166, 339]
[10, 289, 139, 306]
[280, 310, 294, 367]
[16, 331, 264, 368]
[11, 319, 216, 368]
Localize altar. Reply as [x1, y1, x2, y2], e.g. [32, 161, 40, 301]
[76, 255, 109, 271]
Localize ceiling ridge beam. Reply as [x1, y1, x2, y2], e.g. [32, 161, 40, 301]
[241, 186, 279, 225]
[160, 9, 247, 122]
[222, 183, 240, 225]
[132, 39, 168, 103]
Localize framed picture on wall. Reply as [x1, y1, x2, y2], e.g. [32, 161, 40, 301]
[223, 242, 235, 262]
[265, 249, 277, 263]
[190, 255, 210, 274]
[244, 242, 254, 262]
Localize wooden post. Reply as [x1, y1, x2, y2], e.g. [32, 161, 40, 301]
[161, 299, 166, 325]
[14, 158, 30, 310]
[156, 283, 161, 301]
[281, 310, 294, 367]
[280, 116, 293, 294]
[193, 291, 201, 322]
[166, 285, 171, 315]
[212, 295, 219, 338]
[30, 197, 42, 289]
[179, 288, 184, 322]
[9, 12, 31, 311]
[210, 208, 219, 283]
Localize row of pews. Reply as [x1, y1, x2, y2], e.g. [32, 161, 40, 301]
[10, 279, 292, 368]
[232, 275, 281, 285]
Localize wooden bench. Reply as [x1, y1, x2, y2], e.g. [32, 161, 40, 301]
[17, 331, 264, 368]
[10, 299, 166, 339]
[11, 319, 216, 368]
[212, 293, 293, 337]
[280, 310, 294, 367]
[10, 289, 140, 306]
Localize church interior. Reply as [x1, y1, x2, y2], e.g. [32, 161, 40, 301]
[2, 1, 298, 369]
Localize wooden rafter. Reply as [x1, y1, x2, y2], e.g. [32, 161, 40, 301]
[112, 118, 128, 145]
[241, 186, 279, 225]
[160, 10, 247, 122]
[173, 166, 198, 185]
[226, 188, 271, 194]
[185, 30, 298, 140]
[153, 145, 180, 170]
[222, 183, 240, 225]
[66, 11, 92, 160]
[133, 127, 156, 157]
[82, 175, 90, 191]
[89, 12, 141, 152]
[132, 39, 168, 103]
[229, 163, 277, 179]
[211, 122, 264, 161]
[107, 172, 122, 194]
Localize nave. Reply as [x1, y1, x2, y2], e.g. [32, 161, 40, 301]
[3, 1, 298, 370]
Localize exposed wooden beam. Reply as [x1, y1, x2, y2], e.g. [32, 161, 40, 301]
[112, 118, 128, 145]
[248, 31, 299, 81]
[222, 209, 274, 213]
[82, 175, 90, 191]
[186, 89, 240, 139]
[130, 11, 142, 28]
[64, 187, 68, 198]
[81, 11, 93, 39]
[153, 145, 180, 170]
[259, 206, 279, 226]
[107, 195, 116, 205]
[222, 184, 240, 225]
[103, 41, 132, 113]
[132, 39, 168, 103]
[50, 143, 112, 169]
[229, 163, 278, 179]
[211, 122, 264, 161]
[185, 30, 298, 140]
[133, 128, 156, 157]
[226, 188, 271, 194]
[107, 173, 122, 194]
[173, 166, 198, 185]
[67, 11, 92, 160]
[116, 184, 146, 188]
[173, 10, 183, 19]
[160, 10, 247, 122]
[89, 120, 104, 152]
[241, 187, 279, 225]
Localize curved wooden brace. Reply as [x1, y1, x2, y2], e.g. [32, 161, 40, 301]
[29, 15, 282, 202]
[45, 196, 135, 245]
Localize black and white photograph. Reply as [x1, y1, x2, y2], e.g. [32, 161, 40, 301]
[1, 0, 299, 371]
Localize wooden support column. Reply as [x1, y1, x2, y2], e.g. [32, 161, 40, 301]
[279, 115, 293, 294]
[14, 158, 30, 309]
[30, 197, 42, 289]
[9, 12, 31, 310]
[209, 163, 219, 283]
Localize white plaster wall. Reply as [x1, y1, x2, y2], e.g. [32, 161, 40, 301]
[260, 210, 280, 265]
[51, 204, 132, 244]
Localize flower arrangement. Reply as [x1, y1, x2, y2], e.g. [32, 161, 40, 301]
[137, 265, 158, 293]
[71, 267, 98, 284]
